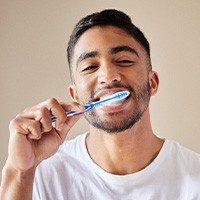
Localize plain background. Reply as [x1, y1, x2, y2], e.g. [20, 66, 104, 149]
[1, 0, 200, 177]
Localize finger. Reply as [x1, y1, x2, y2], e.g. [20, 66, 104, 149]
[56, 113, 83, 143]
[41, 98, 68, 131]
[51, 101, 85, 130]
[60, 101, 85, 114]
[22, 98, 67, 132]
[19, 107, 53, 133]
[9, 117, 42, 140]
[52, 101, 85, 141]
[38, 108, 52, 133]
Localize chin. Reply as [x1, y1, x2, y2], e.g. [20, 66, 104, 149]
[85, 110, 143, 134]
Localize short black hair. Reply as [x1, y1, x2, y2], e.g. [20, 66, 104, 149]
[67, 9, 151, 69]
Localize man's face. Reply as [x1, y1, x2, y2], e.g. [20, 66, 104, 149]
[69, 26, 156, 133]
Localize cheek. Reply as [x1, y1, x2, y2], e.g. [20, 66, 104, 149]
[74, 80, 94, 103]
[73, 70, 97, 96]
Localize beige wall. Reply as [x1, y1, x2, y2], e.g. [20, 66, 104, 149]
[1, 0, 200, 175]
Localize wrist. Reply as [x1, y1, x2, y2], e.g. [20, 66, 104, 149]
[0, 160, 36, 200]
[1, 159, 36, 186]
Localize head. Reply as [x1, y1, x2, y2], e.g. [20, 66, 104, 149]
[67, 9, 159, 133]
[67, 9, 151, 72]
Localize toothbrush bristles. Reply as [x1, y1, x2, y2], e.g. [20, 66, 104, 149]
[96, 90, 130, 106]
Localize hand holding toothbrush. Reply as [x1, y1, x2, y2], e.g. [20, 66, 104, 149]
[5, 91, 129, 172]
[6, 99, 84, 172]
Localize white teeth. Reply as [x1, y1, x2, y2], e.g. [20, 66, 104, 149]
[100, 95, 111, 100]
[101, 98, 125, 106]
[98, 91, 129, 107]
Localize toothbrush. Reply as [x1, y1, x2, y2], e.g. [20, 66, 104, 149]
[51, 90, 130, 122]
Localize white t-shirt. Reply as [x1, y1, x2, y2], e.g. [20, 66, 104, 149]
[33, 132, 200, 200]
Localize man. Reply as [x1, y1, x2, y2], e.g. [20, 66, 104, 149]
[1, 9, 200, 200]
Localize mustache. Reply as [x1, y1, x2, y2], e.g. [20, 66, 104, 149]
[89, 83, 135, 101]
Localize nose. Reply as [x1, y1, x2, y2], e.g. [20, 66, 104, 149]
[98, 62, 121, 85]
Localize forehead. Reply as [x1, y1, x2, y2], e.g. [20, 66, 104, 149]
[71, 26, 146, 69]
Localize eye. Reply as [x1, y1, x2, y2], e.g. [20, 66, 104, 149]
[117, 59, 134, 63]
[81, 65, 98, 73]
[116, 60, 135, 66]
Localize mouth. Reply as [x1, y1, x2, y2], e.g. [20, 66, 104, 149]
[92, 90, 131, 110]
[99, 93, 130, 106]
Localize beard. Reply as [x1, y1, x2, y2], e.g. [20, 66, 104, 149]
[83, 80, 151, 134]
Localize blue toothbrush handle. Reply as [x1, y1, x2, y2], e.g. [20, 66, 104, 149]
[51, 90, 130, 122]
[51, 105, 91, 122]
[51, 111, 81, 122]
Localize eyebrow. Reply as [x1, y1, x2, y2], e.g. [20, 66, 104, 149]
[110, 45, 139, 57]
[76, 51, 98, 68]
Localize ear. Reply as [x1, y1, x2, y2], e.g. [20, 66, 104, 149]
[149, 71, 159, 96]
[68, 85, 78, 102]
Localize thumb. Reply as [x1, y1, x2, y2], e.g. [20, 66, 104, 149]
[57, 113, 83, 142]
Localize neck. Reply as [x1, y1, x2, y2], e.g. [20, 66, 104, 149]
[86, 111, 164, 175]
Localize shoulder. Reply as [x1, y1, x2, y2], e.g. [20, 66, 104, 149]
[159, 139, 200, 193]
[167, 139, 200, 172]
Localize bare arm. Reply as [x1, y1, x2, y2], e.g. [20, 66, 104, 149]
[0, 162, 36, 200]
[0, 98, 83, 200]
